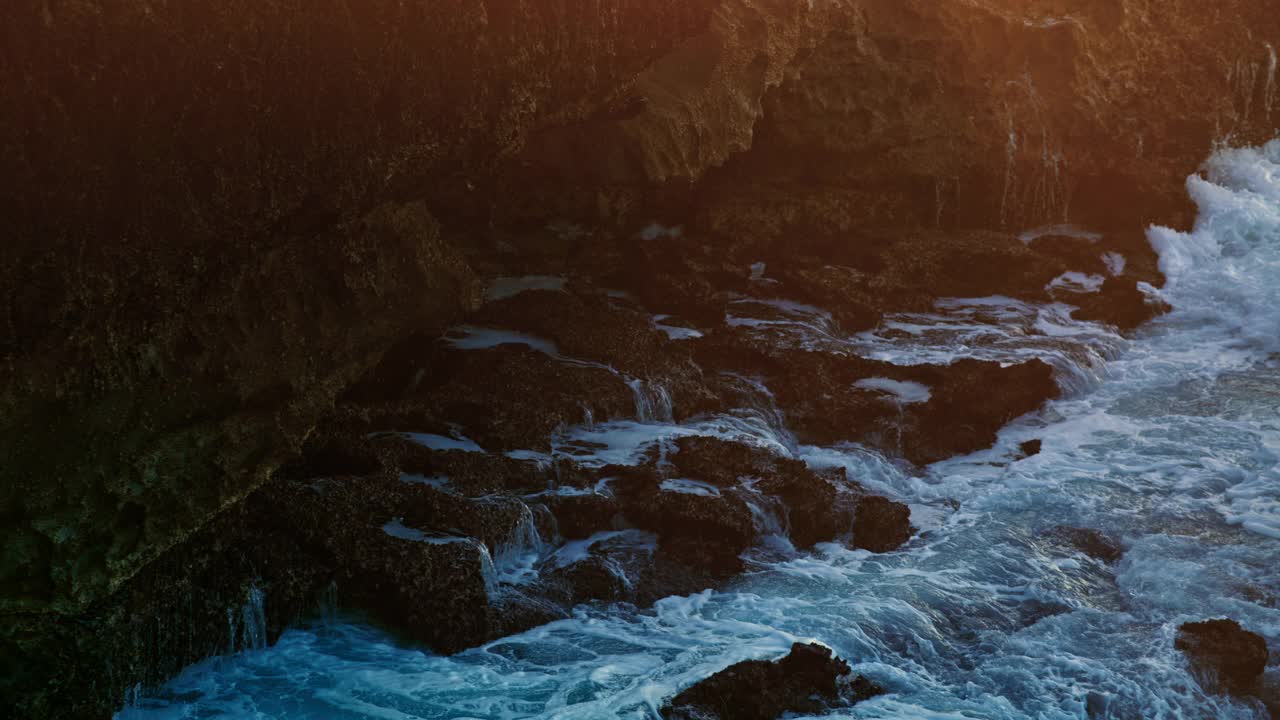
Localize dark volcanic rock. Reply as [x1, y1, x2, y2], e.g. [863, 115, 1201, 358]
[543, 554, 634, 606]
[667, 436, 912, 552]
[1018, 439, 1043, 459]
[388, 342, 637, 452]
[257, 476, 535, 653]
[610, 234, 749, 327]
[769, 261, 889, 333]
[626, 482, 756, 577]
[661, 642, 883, 720]
[756, 466, 856, 550]
[902, 359, 1060, 465]
[2, 0, 730, 626]
[1071, 277, 1171, 330]
[9, 1, 1273, 716]
[691, 330, 1060, 465]
[335, 524, 496, 654]
[543, 492, 622, 540]
[470, 289, 718, 419]
[852, 496, 915, 553]
[1175, 619, 1270, 694]
[670, 436, 855, 548]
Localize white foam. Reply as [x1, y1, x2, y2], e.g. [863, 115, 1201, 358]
[380, 519, 468, 545]
[1102, 252, 1127, 276]
[1018, 223, 1102, 245]
[1147, 140, 1280, 355]
[653, 315, 704, 340]
[490, 501, 545, 586]
[546, 530, 658, 570]
[1047, 271, 1106, 294]
[444, 326, 559, 355]
[659, 478, 723, 497]
[399, 432, 485, 453]
[854, 377, 933, 404]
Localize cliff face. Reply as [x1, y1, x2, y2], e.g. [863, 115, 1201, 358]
[698, 0, 1279, 244]
[2, 0, 1278, 715]
[0, 0, 721, 617]
[501, 0, 1279, 240]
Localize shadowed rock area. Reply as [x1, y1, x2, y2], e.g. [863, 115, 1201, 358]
[661, 642, 883, 720]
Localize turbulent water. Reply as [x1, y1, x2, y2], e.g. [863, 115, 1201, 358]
[120, 142, 1280, 719]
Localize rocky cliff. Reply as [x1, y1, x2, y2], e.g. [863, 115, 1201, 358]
[1, 0, 720, 617]
[2, 0, 1277, 717]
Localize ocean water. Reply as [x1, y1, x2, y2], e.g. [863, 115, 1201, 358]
[119, 141, 1280, 719]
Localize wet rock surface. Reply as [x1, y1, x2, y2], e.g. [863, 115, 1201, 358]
[1175, 619, 1271, 694]
[661, 642, 883, 720]
[1071, 276, 1172, 330]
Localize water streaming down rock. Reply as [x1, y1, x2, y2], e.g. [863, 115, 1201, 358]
[118, 143, 1280, 719]
[736, 477, 793, 555]
[489, 499, 546, 587]
[223, 585, 267, 655]
[446, 324, 679, 427]
[629, 378, 675, 424]
[240, 586, 267, 652]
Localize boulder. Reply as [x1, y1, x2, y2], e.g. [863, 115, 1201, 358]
[661, 642, 883, 720]
[387, 343, 637, 452]
[470, 289, 719, 419]
[543, 492, 622, 540]
[1175, 619, 1270, 693]
[901, 358, 1060, 465]
[669, 436, 859, 549]
[852, 496, 914, 553]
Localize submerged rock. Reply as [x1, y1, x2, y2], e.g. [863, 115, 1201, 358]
[1175, 619, 1270, 694]
[616, 467, 756, 577]
[1044, 526, 1124, 564]
[661, 642, 882, 720]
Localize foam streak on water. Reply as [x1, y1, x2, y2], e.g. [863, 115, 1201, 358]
[120, 142, 1280, 719]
